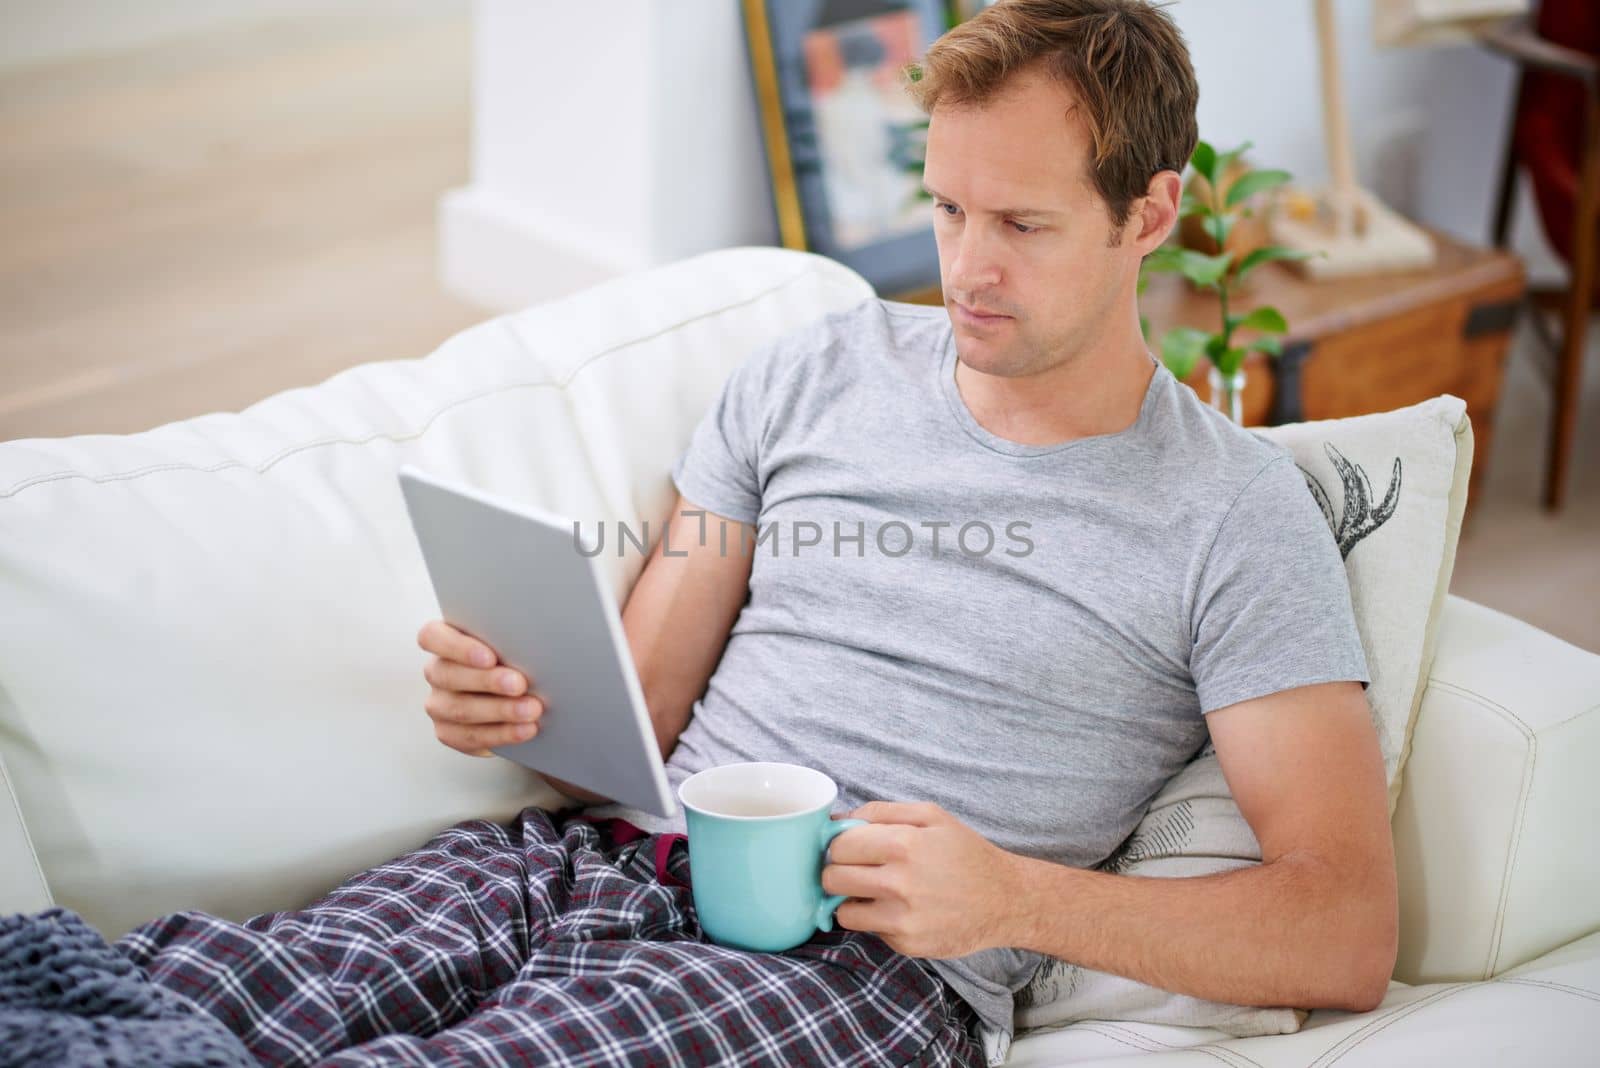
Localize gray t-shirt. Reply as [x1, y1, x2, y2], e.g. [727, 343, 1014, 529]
[584, 297, 1368, 1064]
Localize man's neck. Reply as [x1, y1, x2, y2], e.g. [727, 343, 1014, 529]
[953, 338, 1157, 447]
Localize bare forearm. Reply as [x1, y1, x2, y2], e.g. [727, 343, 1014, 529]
[623, 504, 753, 760]
[1000, 850, 1396, 1012]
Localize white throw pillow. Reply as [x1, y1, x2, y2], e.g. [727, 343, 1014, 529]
[1016, 394, 1473, 1037]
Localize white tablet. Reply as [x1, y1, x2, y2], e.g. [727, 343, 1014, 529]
[397, 465, 677, 819]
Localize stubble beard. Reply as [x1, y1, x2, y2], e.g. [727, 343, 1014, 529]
[955, 322, 1073, 381]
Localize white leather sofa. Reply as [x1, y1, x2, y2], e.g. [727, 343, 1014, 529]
[2, 247, 1597, 1066]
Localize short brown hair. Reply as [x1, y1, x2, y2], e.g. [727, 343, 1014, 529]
[908, 0, 1199, 229]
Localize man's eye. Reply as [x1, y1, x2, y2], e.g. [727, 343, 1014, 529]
[936, 202, 960, 217]
[1010, 221, 1037, 235]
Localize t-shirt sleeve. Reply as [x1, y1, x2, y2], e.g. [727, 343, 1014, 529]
[1190, 454, 1370, 714]
[669, 341, 782, 526]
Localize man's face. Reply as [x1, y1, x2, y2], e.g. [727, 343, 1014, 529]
[922, 69, 1143, 378]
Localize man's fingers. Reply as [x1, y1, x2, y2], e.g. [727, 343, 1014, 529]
[417, 621, 546, 759]
[834, 899, 895, 935]
[850, 801, 944, 827]
[436, 719, 541, 754]
[417, 620, 499, 668]
[425, 691, 543, 727]
[824, 824, 909, 866]
[821, 863, 899, 901]
[423, 657, 530, 697]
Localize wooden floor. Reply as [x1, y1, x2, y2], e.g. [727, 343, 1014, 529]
[0, 13, 1595, 652]
[0, 10, 483, 440]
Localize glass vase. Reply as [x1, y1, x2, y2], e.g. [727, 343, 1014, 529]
[1207, 365, 1245, 424]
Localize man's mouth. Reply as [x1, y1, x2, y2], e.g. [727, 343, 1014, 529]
[953, 302, 1012, 327]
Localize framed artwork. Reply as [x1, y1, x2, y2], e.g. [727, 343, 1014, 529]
[741, 0, 952, 299]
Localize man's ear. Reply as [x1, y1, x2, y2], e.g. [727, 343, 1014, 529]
[1133, 169, 1183, 254]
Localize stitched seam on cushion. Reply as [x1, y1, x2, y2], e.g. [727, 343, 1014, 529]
[1417, 681, 1533, 740]
[1064, 1022, 1167, 1053]
[0, 751, 50, 905]
[1094, 1021, 1262, 1068]
[1423, 678, 1588, 735]
[1429, 680, 1536, 978]
[546, 265, 829, 389]
[1543, 699, 1600, 732]
[1414, 677, 1539, 979]
[0, 264, 832, 499]
[1487, 731, 1536, 978]
[1311, 984, 1473, 1067]
[1499, 977, 1600, 1003]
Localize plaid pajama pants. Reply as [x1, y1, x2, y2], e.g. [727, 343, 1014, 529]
[118, 807, 986, 1067]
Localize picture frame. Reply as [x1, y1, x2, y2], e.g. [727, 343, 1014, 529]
[740, 0, 952, 301]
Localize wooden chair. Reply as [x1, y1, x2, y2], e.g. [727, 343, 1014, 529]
[1483, 1, 1599, 511]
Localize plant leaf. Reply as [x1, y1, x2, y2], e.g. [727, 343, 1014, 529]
[1213, 140, 1253, 180]
[1204, 334, 1228, 360]
[1224, 168, 1291, 208]
[1142, 245, 1188, 273]
[1235, 306, 1288, 334]
[1159, 326, 1210, 379]
[1191, 140, 1217, 187]
[1179, 192, 1209, 219]
[1177, 249, 1234, 288]
[1205, 213, 1234, 248]
[1250, 335, 1284, 357]
[1217, 346, 1248, 376]
[1235, 244, 1315, 284]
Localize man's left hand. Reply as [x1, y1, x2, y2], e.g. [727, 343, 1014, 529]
[823, 801, 1022, 959]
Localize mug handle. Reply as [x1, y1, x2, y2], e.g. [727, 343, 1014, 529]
[814, 818, 869, 932]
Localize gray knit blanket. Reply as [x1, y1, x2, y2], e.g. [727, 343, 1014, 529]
[0, 907, 253, 1068]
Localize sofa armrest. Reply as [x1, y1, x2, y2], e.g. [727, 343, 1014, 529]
[0, 748, 50, 916]
[1009, 931, 1600, 1066]
[1392, 595, 1600, 985]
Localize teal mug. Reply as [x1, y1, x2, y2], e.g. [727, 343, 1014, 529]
[678, 762, 868, 952]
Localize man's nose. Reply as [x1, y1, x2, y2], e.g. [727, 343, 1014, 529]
[946, 224, 1003, 296]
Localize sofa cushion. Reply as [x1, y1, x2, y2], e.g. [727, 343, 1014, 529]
[1393, 596, 1600, 984]
[0, 247, 872, 937]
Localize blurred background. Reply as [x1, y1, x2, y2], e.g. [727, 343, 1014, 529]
[0, 0, 1593, 648]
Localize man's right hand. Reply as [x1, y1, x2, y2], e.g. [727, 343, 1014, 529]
[414, 493, 754, 800]
[416, 620, 543, 757]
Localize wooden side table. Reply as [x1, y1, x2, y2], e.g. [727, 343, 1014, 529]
[1141, 229, 1525, 506]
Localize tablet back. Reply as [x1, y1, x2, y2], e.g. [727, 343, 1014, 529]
[398, 466, 676, 818]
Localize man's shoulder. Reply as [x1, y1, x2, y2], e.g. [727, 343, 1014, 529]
[1145, 371, 1301, 511]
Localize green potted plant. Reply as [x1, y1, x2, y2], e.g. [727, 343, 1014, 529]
[1140, 140, 1313, 422]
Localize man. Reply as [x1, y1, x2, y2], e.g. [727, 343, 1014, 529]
[122, 2, 1396, 1066]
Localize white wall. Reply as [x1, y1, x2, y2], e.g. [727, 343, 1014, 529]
[442, 0, 1561, 312]
[1169, 0, 1559, 282]
[440, 0, 776, 311]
